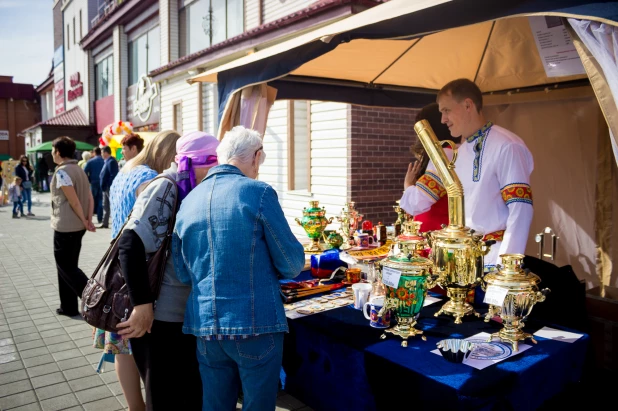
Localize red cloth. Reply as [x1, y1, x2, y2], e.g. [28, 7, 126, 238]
[414, 196, 448, 233]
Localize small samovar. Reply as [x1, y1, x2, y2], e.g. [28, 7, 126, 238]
[483, 254, 550, 351]
[336, 201, 364, 249]
[295, 201, 334, 253]
[414, 120, 495, 324]
[378, 242, 436, 347]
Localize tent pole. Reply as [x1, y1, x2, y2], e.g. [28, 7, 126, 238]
[473, 21, 495, 84]
[368, 37, 424, 85]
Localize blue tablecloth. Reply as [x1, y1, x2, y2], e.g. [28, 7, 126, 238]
[281, 289, 588, 411]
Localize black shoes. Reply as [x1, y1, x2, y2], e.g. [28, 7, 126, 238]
[56, 308, 80, 317]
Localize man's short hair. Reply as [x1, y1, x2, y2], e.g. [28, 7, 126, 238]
[437, 78, 483, 112]
[102, 146, 112, 155]
[121, 133, 144, 153]
[52, 136, 76, 159]
[94, 147, 102, 156]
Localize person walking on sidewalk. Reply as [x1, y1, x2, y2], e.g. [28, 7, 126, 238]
[93, 130, 181, 411]
[99, 146, 118, 229]
[9, 176, 24, 218]
[50, 136, 96, 317]
[84, 147, 104, 224]
[15, 155, 35, 216]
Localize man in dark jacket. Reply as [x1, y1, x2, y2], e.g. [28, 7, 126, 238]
[99, 146, 118, 229]
[84, 147, 104, 224]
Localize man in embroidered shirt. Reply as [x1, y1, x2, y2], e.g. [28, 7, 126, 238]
[437, 78, 534, 267]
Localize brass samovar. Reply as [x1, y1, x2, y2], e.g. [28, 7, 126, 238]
[336, 201, 364, 249]
[483, 254, 550, 351]
[414, 120, 494, 324]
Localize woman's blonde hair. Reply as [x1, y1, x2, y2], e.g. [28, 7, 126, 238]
[82, 151, 92, 161]
[122, 130, 181, 174]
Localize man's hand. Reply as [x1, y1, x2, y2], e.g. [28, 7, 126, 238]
[117, 303, 154, 339]
[86, 220, 96, 232]
[404, 161, 422, 190]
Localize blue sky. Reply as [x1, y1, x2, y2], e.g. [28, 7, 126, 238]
[0, 0, 54, 86]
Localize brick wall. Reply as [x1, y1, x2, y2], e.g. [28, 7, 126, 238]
[348, 105, 419, 225]
[53, 2, 63, 50]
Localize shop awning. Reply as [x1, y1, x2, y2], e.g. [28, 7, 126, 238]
[188, 0, 618, 114]
[27, 140, 94, 153]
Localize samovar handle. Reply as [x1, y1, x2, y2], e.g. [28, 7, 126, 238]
[295, 218, 302, 226]
[439, 140, 458, 169]
[536, 288, 551, 303]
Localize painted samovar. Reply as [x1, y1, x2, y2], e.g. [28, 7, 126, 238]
[414, 120, 494, 324]
[295, 201, 333, 253]
[483, 254, 550, 351]
[336, 201, 364, 249]
[378, 242, 436, 347]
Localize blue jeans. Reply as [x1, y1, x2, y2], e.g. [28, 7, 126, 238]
[21, 187, 32, 213]
[13, 201, 23, 215]
[90, 184, 103, 223]
[196, 333, 284, 411]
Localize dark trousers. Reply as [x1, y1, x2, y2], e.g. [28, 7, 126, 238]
[91, 184, 103, 223]
[131, 320, 202, 411]
[53, 230, 88, 315]
[102, 189, 111, 227]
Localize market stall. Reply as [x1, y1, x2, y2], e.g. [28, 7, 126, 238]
[188, 0, 616, 408]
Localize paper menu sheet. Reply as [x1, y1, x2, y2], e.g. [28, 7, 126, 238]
[431, 332, 531, 370]
[533, 326, 583, 343]
[528, 16, 585, 78]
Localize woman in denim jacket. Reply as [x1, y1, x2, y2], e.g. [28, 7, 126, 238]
[173, 126, 305, 411]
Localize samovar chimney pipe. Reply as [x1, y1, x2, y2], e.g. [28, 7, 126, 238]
[413, 120, 465, 229]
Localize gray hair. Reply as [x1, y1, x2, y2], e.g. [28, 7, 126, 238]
[216, 126, 266, 165]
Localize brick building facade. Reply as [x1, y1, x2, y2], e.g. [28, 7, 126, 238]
[348, 105, 419, 224]
[0, 76, 40, 161]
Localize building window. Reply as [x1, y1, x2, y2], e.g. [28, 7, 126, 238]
[73, 17, 76, 44]
[173, 103, 183, 136]
[179, 0, 244, 57]
[288, 101, 311, 191]
[95, 55, 113, 99]
[128, 26, 161, 85]
[67, 24, 70, 50]
[79, 10, 82, 39]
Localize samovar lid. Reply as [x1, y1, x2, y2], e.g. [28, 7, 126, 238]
[381, 253, 433, 273]
[484, 254, 542, 287]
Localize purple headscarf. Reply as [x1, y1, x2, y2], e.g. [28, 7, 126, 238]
[175, 131, 219, 201]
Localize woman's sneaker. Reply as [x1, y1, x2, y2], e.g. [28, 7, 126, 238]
[27, 212, 35, 216]
[12, 213, 19, 219]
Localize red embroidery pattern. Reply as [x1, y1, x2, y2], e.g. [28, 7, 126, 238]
[501, 183, 533, 206]
[483, 230, 505, 242]
[417, 172, 446, 201]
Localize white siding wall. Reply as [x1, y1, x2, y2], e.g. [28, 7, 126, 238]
[245, 0, 260, 30]
[201, 83, 218, 136]
[262, 0, 312, 24]
[160, 73, 200, 133]
[160, 0, 179, 65]
[260, 100, 349, 239]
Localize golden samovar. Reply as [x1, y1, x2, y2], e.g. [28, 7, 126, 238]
[483, 254, 550, 351]
[414, 120, 494, 324]
[336, 201, 364, 249]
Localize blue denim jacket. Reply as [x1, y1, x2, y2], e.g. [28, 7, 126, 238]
[173, 164, 305, 336]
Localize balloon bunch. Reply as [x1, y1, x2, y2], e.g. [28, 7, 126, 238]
[99, 121, 133, 156]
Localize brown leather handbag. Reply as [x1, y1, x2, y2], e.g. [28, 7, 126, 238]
[81, 176, 178, 333]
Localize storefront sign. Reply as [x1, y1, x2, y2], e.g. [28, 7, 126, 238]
[53, 46, 63, 68]
[0, 130, 8, 141]
[126, 75, 160, 127]
[55, 81, 65, 115]
[68, 72, 83, 101]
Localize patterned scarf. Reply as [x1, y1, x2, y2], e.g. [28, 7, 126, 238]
[175, 131, 219, 202]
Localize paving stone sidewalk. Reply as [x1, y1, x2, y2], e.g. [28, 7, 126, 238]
[0, 193, 309, 411]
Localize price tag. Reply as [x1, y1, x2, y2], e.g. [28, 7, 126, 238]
[382, 266, 402, 289]
[483, 285, 509, 307]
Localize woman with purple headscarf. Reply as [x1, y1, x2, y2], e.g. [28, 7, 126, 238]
[113, 131, 219, 410]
